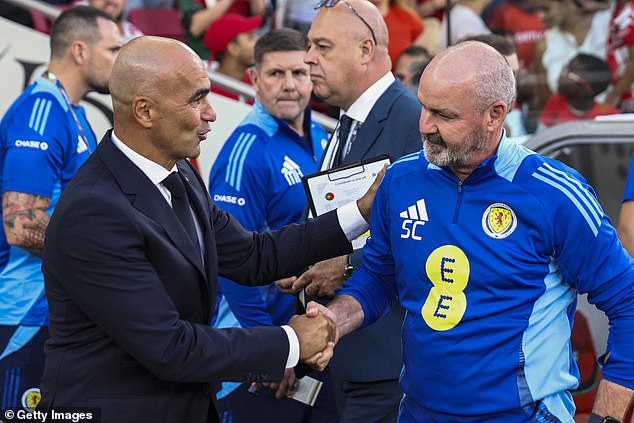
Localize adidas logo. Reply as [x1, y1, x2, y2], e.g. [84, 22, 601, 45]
[281, 156, 303, 186]
[76, 136, 88, 154]
[400, 198, 428, 240]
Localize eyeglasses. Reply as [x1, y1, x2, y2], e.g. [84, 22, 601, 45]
[314, 0, 377, 45]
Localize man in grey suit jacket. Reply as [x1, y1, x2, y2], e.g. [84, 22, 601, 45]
[277, 1, 422, 422]
[37, 36, 377, 423]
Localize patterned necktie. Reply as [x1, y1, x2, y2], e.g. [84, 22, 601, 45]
[334, 114, 354, 167]
[162, 172, 199, 249]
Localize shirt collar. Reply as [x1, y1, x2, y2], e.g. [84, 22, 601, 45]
[342, 72, 395, 123]
[111, 131, 176, 185]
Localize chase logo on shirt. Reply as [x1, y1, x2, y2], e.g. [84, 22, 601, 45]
[14, 139, 48, 150]
[482, 203, 517, 239]
[213, 194, 246, 206]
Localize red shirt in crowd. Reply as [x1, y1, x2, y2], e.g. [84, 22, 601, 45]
[539, 94, 619, 127]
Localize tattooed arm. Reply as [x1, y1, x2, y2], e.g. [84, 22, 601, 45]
[2, 191, 50, 255]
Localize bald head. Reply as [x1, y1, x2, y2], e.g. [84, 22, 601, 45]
[306, 0, 391, 108]
[423, 41, 515, 113]
[110, 36, 204, 109]
[108, 36, 214, 169]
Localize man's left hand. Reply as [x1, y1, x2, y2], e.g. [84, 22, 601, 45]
[291, 256, 347, 297]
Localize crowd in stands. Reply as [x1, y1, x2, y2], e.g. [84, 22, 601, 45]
[5, 0, 634, 134]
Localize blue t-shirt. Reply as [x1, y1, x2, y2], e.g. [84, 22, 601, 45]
[0, 76, 96, 333]
[339, 135, 634, 422]
[208, 102, 327, 397]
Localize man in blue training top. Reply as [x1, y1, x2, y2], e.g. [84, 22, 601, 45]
[317, 41, 634, 422]
[0, 6, 122, 412]
[208, 28, 336, 423]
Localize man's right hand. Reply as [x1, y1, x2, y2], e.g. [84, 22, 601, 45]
[287, 301, 337, 364]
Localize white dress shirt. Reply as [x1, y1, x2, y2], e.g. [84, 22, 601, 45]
[321, 72, 395, 171]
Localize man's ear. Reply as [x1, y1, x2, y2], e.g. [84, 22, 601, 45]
[132, 97, 154, 129]
[248, 66, 259, 86]
[487, 100, 507, 130]
[359, 38, 374, 66]
[69, 41, 89, 66]
[226, 40, 240, 58]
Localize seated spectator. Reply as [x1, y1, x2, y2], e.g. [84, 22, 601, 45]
[204, 13, 261, 100]
[394, 45, 431, 88]
[532, 0, 611, 114]
[180, 0, 265, 60]
[437, 0, 490, 50]
[486, 0, 545, 68]
[539, 53, 618, 129]
[88, 0, 144, 41]
[369, 0, 426, 69]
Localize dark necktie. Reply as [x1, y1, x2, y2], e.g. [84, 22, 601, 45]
[162, 172, 199, 249]
[334, 114, 354, 167]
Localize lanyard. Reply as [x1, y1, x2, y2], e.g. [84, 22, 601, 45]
[41, 71, 94, 154]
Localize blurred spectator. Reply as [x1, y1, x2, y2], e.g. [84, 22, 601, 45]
[605, 0, 634, 112]
[539, 53, 617, 129]
[394, 45, 431, 87]
[180, 0, 265, 60]
[369, 0, 425, 69]
[437, 0, 490, 50]
[404, 54, 429, 92]
[208, 28, 336, 423]
[278, 0, 318, 34]
[88, 0, 144, 42]
[203, 14, 261, 99]
[486, 0, 545, 68]
[532, 0, 611, 114]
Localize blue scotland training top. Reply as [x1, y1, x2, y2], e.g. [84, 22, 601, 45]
[339, 133, 634, 422]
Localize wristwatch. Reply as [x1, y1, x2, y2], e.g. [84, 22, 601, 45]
[588, 413, 621, 423]
[343, 256, 354, 280]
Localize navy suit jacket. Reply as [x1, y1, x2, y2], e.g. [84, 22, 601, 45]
[330, 79, 422, 382]
[39, 133, 352, 423]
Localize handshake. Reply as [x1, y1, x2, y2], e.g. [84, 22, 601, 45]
[287, 301, 338, 371]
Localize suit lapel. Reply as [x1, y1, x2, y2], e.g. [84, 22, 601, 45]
[97, 134, 206, 278]
[345, 79, 406, 163]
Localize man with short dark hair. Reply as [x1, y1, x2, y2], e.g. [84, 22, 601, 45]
[0, 6, 122, 412]
[208, 28, 337, 422]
